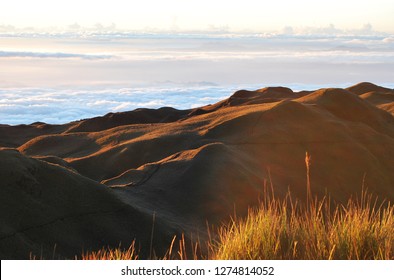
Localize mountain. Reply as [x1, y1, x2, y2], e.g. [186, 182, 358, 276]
[1, 82, 393, 259]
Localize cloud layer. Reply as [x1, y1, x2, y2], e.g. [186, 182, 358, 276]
[0, 86, 233, 125]
[0, 32, 393, 125]
[0, 50, 113, 59]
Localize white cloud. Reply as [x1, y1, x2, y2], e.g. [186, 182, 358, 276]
[0, 86, 233, 125]
[383, 36, 394, 43]
[0, 24, 16, 32]
[0, 50, 113, 60]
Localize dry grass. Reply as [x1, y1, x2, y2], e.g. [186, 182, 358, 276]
[80, 235, 204, 260]
[211, 189, 393, 260]
[81, 241, 138, 260]
[211, 152, 393, 260]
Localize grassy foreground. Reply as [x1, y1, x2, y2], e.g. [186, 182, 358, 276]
[212, 191, 393, 259]
[82, 189, 393, 260]
[82, 153, 393, 260]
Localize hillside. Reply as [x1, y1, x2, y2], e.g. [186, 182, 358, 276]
[1, 82, 393, 259]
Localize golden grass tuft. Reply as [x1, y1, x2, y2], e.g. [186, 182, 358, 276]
[211, 189, 393, 260]
[81, 241, 138, 260]
[80, 235, 204, 260]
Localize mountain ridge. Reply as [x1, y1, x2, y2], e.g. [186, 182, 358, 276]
[1, 82, 393, 259]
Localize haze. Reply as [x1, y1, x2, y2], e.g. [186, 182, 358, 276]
[1, 0, 393, 33]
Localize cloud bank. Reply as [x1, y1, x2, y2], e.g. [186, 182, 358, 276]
[0, 50, 113, 60]
[0, 31, 393, 125]
[0, 86, 233, 125]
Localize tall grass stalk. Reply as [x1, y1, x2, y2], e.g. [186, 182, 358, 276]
[305, 151, 312, 207]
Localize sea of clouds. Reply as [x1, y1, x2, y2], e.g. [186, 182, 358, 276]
[0, 30, 393, 125]
[0, 85, 234, 125]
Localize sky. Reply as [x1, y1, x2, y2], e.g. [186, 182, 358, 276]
[0, 1, 393, 125]
[0, 0, 393, 33]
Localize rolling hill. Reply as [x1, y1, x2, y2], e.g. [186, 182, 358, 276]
[1, 82, 393, 259]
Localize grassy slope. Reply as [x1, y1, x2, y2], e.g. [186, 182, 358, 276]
[81, 187, 393, 260]
[81, 153, 393, 260]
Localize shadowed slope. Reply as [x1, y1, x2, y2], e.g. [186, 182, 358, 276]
[0, 149, 174, 259]
[66, 107, 191, 133]
[19, 133, 101, 158]
[0, 123, 69, 148]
